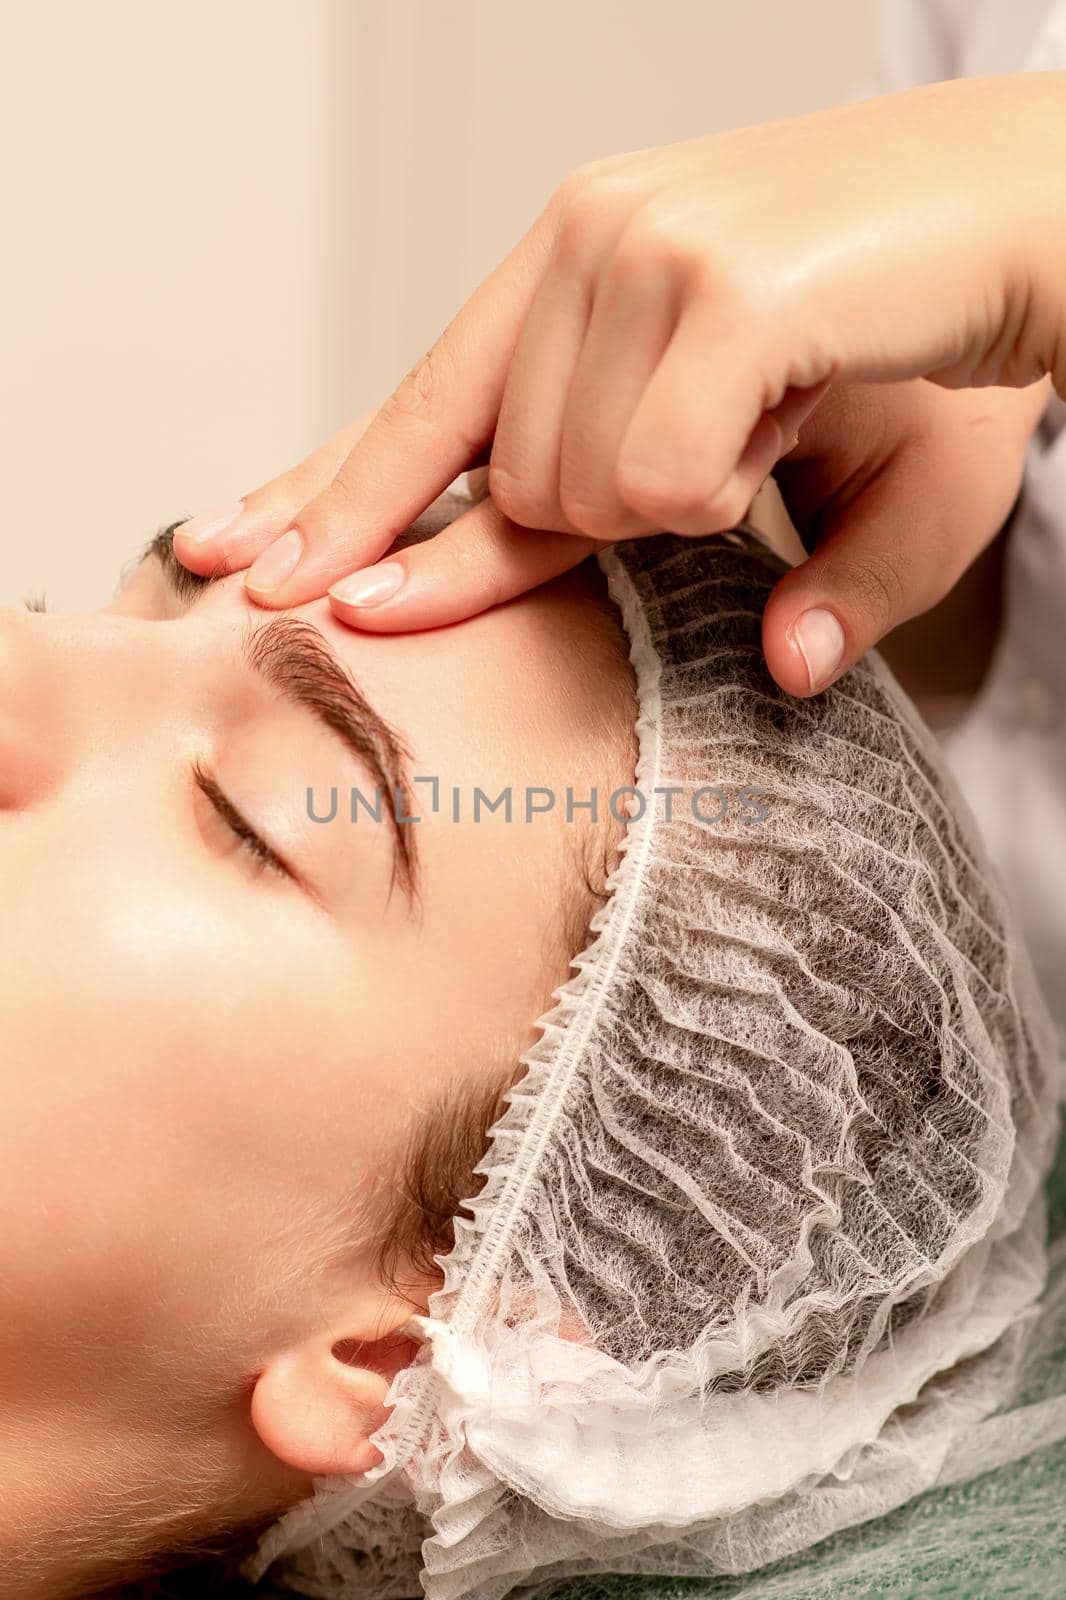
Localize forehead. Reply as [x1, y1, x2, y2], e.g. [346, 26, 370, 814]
[108, 537, 630, 819]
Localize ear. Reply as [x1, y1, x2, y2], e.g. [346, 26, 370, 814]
[250, 1300, 423, 1478]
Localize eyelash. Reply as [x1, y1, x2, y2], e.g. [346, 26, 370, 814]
[29, 592, 299, 889]
[27, 590, 300, 886]
[191, 759, 294, 883]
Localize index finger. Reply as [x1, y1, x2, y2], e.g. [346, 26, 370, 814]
[326, 492, 603, 632]
[245, 206, 561, 610]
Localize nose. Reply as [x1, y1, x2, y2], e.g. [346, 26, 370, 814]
[0, 606, 190, 810]
[0, 608, 58, 808]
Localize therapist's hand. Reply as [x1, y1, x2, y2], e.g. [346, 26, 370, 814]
[762, 373, 1049, 690]
[174, 70, 1066, 694]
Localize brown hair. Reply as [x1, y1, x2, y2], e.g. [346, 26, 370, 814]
[372, 812, 624, 1306]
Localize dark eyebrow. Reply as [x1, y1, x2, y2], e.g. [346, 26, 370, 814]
[139, 521, 217, 605]
[243, 616, 420, 906]
[139, 523, 420, 909]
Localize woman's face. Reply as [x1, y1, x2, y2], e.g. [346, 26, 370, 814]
[0, 529, 634, 1567]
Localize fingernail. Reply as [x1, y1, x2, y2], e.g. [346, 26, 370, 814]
[789, 607, 845, 692]
[329, 563, 405, 608]
[176, 502, 245, 546]
[245, 529, 303, 594]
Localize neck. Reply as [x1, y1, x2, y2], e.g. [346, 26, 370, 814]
[0, 1399, 306, 1599]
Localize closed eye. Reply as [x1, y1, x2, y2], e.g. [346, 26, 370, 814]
[192, 759, 296, 884]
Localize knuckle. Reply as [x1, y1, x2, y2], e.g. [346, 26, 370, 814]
[551, 160, 598, 212]
[686, 241, 757, 316]
[488, 463, 551, 529]
[557, 484, 620, 539]
[384, 344, 445, 427]
[614, 206, 685, 279]
[617, 457, 752, 536]
[837, 549, 908, 633]
[708, 479, 756, 530]
[616, 460, 673, 522]
[295, 479, 359, 550]
[704, 495, 739, 532]
[551, 159, 633, 269]
[553, 199, 601, 273]
[551, 155, 618, 213]
[617, 458, 695, 524]
[319, 471, 361, 524]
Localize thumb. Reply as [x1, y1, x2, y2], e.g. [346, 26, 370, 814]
[760, 477, 975, 698]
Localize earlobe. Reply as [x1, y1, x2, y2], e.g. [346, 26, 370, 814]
[251, 1322, 420, 1478]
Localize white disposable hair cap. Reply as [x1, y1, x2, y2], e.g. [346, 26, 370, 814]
[246, 524, 1066, 1600]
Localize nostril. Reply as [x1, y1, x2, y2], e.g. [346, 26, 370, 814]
[0, 718, 47, 809]
[0, 630, 52, 809]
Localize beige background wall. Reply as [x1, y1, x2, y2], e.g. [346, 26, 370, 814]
[0, 0, 879, 611]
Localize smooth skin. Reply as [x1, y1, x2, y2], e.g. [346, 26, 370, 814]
[174, 71, 1066, 695]
[0, 535, 634, 1599]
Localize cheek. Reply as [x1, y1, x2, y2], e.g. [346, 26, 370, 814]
[4, 840, 337, 1108]
[0, 844, 367, 1382]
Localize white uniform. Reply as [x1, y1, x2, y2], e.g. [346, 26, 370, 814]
[876, 0, 1066, 1041]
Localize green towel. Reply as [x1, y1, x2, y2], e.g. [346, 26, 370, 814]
[540, 1104, 1066, 1600]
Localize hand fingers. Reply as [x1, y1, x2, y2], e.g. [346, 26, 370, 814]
[323, 374, 822, 639]
[552, 232, 681, 540]
[171, 408, 379, 576]
[483, 226, 598, 536]
[762, 376, 1047, 696]
[326, 496, 603, 632]
[761, 454, 989, 698]
[616, 287, 825, 536]
[241, 210, 560, 610]
[729, 381, 833, 508]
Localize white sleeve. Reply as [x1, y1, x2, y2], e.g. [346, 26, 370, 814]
[866, 0, 1060, 96]
[874, 0, 970, 90]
